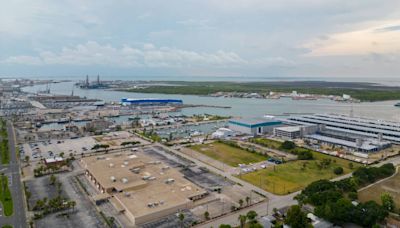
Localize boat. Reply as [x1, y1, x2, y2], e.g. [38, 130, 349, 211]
[395, 103, 400, 107]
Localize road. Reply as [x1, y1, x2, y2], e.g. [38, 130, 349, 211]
[0, 122, 27, 228]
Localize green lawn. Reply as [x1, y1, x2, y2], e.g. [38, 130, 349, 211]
[2, 225, 13, 228]
[0, 174, 13, 216]
[190, 142, 268, 167]
[239, 154, 360, 195]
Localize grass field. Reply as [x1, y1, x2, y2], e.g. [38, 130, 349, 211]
[190, 142, 268, 167]
[239, 152, 360, 195]
[0, 174, 13, 216]
[358, 167, 400, 207]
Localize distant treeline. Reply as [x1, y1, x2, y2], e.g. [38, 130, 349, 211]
[120, 81, 400, 102]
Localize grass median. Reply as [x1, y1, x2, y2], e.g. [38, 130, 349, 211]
[0, 174, 13, 216]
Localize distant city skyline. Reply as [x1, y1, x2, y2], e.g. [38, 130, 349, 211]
[1, 0, 400, 78]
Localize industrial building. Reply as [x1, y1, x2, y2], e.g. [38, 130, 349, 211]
[80, 151, 208, 226]
[121, 98, 183, 106]
[306, 133, 391, 153]
[229, 117, 282, 136]
[274, 126, 302, 139]
[283, 114, 400, 144]
[274, 125, 319, 139]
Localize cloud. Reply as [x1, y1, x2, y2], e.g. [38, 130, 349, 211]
[2, 41, 296, 70]
[177, 19, 215, 30]
[1, 41, 245, 68]
[303, 20, 400, 56]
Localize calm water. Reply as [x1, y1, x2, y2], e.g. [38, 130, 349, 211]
[22, 81, 400, 121]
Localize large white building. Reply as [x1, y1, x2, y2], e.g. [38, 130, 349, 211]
[229, 118, 282, 136]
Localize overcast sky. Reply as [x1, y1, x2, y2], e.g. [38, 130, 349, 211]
[1, 0, 400, 79]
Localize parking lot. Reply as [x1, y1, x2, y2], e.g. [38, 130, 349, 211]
[22, 137, 97, 161]
[21, 131, 149, 161]
[26, 162, 105, 228]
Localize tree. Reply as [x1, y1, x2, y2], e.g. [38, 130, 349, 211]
[238, 199, 244, 208]
[59, 152, 64, 158]
[246, 196, 251, 206]
[178, 212, 185, 228]
[353, 201, 388, 227]
[284, 205, 311, 228]
[219, 225, 232, 228]
[348, 192, 358, 201]
[204, 211, 210, 220]
[238, 215, 247, 228]
[333, 167, 344, 175]
[381, 193, 395, 212]
[49, 174, 56, 185]
[348, 162, 354, 169]
[280, 141, 296, 150]
[70, 201, 76, 212]
[246, 210, 258, 224]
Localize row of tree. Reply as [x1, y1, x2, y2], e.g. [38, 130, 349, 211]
[295, 163, 396, 227]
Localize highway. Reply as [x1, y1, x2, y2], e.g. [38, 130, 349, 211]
[0, 122, 27, 228]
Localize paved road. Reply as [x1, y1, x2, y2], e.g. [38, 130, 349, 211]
[0, 122, 27, 228]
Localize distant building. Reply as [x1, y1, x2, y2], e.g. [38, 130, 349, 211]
[44, 156, 64, 166]
[85, 119, 112, 132]
[229, 117, 282, 136]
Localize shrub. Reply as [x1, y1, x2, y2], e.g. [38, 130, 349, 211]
[334, 167, 344, 175]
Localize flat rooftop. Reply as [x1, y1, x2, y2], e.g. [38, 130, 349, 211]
[81, 150, 207, 223]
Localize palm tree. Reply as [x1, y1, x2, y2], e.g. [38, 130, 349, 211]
[70, 201, 76, 212]
[238, 199, 244, 208]
[245, 196, 250, 206]
[178, 212, 185, 228]
[238, 214, 247, 228]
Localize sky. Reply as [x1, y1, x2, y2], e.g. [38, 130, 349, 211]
[1, 0, 400, 79]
